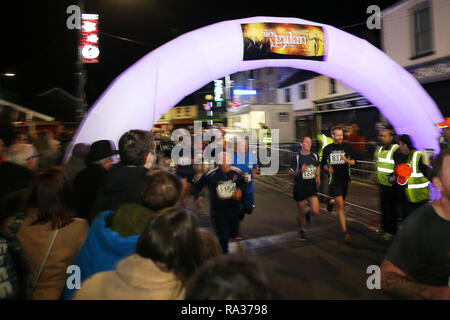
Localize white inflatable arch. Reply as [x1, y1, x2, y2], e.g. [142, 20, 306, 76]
[69, 16, 443, 156]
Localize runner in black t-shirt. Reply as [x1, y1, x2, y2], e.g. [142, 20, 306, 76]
[321, 126, 356, 242]
[194, 152, 246, 254]
[290, 136, 320, 241]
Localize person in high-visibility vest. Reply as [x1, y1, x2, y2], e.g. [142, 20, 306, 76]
[375, 129, 398, 240]
[316, 133, 333, 199]
[435, 117, 450, 151]
[391, 134, 432, 221]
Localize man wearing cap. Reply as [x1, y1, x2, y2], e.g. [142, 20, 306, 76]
[381, 149, 450, 299]
[375, 129, 399, 241]
[435, 117, 450, 151]
[73, 140, 117, 221]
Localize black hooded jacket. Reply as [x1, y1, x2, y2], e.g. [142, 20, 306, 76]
[90, 163, 149, 222]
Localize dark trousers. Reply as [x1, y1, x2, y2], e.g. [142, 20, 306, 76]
[213, 210, 240, 254]
[379, 184, 397, 234]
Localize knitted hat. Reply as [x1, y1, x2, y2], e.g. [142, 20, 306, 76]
[109, 203, 155, 237]
[395, 163, 412, 185]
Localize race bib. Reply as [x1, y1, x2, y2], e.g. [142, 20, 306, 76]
[243, 173, 252, 183]
[330, 151, 345, 165]
[216, 181, 236, 199]
[302, 166, 316, 180]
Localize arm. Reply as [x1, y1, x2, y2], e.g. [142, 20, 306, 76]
[418, 156, 432, 181]
[381, 259, 450, 300]
[315, 165, 321, 187]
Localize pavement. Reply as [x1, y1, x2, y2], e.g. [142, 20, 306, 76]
[187, 175, 393, 299]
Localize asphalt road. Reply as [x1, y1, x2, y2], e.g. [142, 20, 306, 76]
[187, 176, 393, 299]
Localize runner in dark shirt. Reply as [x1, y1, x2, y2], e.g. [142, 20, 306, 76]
[321, 126, 356, 242]
[194, 152, 246, 254]
[290, 136, 320, 241]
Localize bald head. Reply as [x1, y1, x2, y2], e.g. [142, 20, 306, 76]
[6, 144, 39, 171]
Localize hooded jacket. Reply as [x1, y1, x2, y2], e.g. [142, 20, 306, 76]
[62, 209, 141, 300]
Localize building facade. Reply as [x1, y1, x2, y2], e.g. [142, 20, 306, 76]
[382, 0, 450, 116]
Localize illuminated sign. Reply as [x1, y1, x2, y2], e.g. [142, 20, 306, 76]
[81, 14, 99, 63]
[242, 23, 325, 61]
[214, 80, 224, 102]
[233, 89, 257, 96]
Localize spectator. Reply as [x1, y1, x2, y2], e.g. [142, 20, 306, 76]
[63, 142, 91, 181]
[0, 138, 5, 164]
[16, 167, 89, 299]
[0, 144, 39, 200]
[380, 149, 450, 299]
[391, 134, 432, 220]
[12, 132, 30, 145]
[34, 130, 60, 170]
[0, 189, 33, 300]
[197, 227, 223, 261]
[63, 169, 182, 300]
[185, 254, 273, 300]
[435, 117, 450, 151]
[74, 207, 207, 300]
[92, 130, 156, 219]
[73, 140, 117, 221]
[0, 107, 18, 147]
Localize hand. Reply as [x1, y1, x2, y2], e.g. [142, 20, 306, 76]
[341, 154, 349, 163]
[195, 197, 203, 209]
[301, 163, 308, 172]
[233, 189, 242, 201]
[289, 169, 298, 177]
[316, 177, 321, 188]
[424, 286, 450, 300]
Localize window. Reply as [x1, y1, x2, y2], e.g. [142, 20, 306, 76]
[413, 2, 432, 57]
[268, 83, 276, 104]
[285, 88, 291, 103]
[299, 83, 308, 99]
[278, 112, 289, 122]
[329, 79, 336, 94]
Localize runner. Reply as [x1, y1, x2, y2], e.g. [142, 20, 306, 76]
[194, 152, 246, 253]
[290, 136, 321, 241]
[232, 138, 259, 240]
[321, 125, 356, 242]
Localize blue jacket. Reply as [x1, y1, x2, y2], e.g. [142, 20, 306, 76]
[62, 210, 139, 300]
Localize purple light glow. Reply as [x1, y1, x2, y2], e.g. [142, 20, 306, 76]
[67, 16, 444, 159]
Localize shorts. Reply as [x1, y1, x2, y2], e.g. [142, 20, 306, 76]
[176, 170, 194, 184]
[293, 183, 317, 202]
[329, 181, 349, 199]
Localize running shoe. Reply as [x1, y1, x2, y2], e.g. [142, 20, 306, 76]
[327, 199, 334, 212]
[298, 230, 309, 242]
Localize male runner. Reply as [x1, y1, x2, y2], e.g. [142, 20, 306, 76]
[321, 126, 356, 242]
[194, 152, 246, 253]
[290, 136, 320, 241]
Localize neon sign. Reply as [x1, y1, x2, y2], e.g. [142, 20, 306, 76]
[81, 14, 99, 63]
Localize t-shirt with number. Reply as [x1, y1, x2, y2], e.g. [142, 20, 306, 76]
[194, 166, 246, 214]
[291, 152, 319, 186]
[321, 142, 355, 184]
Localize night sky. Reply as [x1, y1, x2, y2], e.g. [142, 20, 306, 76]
[1, 0, 399, 108]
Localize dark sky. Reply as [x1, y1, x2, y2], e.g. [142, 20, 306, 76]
[1, 0, 399, 107]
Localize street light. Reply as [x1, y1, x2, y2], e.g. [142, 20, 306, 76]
[2, 73, 15, 77]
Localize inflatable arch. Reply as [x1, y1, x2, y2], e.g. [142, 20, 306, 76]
[68, 16, 443, 156]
